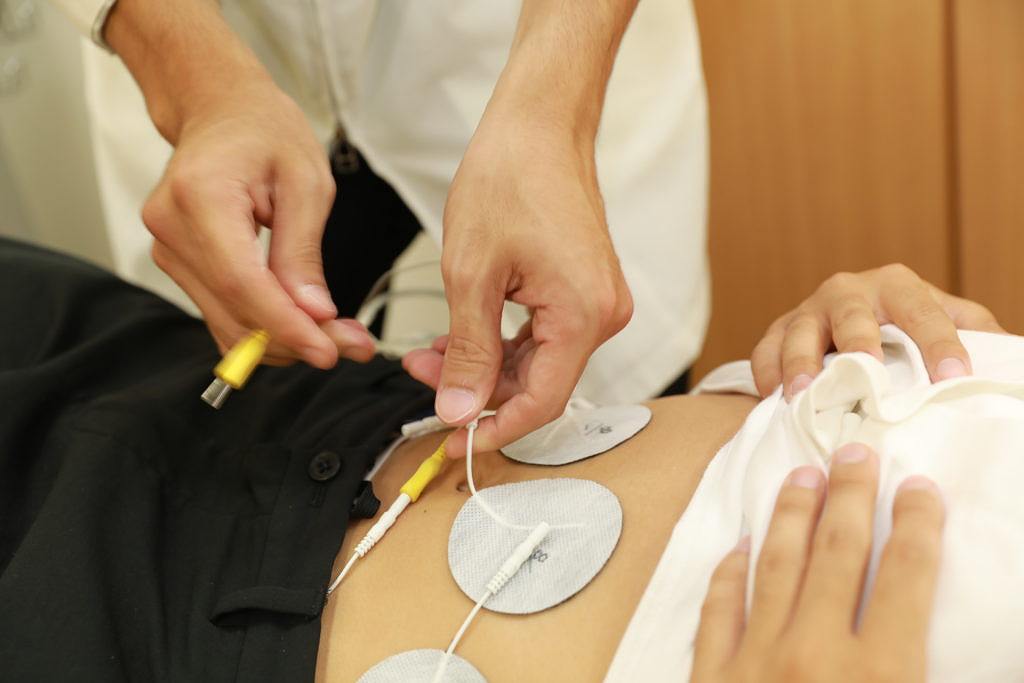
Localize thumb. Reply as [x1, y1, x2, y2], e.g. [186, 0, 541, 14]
[436, 279, 504, 425]
[268, 158, 338, 322]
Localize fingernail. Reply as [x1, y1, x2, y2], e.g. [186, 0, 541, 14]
[833, 442, 869, 465]
[788, 374, 813, 399]
[734, 536, 751, 553]
[785, 466, 823, 489]
[299, 284, 337, 316]
[436, 387, 477, 424]
[935, 357, 968, 381]
[898, 475, 938, 494]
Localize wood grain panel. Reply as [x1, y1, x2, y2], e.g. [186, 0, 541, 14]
[955, 0, 1024, 333]
[691, 1, 954, 379]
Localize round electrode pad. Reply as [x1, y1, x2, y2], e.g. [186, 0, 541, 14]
[448, 478, 623, 614]
[501, 402, 651, 466]
[357, 649, 486, 683]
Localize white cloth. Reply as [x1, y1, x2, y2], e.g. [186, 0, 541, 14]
[607, 325, 1024, 682]
[51, 0, 710, 404]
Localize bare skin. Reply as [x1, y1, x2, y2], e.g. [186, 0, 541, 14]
[316, 394, 756, 682]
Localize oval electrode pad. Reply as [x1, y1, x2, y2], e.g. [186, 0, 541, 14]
[501, 401, 652, 466]
[448, 478, 623, 614]
[357, 649, 487, 683]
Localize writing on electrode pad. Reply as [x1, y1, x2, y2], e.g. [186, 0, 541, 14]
[583, 422, 614, 437]
[526, 548, 549, 572]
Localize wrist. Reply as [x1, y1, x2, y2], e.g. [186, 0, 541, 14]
[485, 61, 604, 149]
[106, 0, 272, 144]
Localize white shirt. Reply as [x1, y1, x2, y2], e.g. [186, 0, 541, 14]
[54, 0, 709, 404]
[607, 326, 1024, 682]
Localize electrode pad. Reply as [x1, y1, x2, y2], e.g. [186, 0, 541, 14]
[357, 649, 486, 683]
[501, 401, 651, 466]
[448, 478, 622, 614]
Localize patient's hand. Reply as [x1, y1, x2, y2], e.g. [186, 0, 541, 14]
[691, 444, 945, 683]
[751, 263, 1005, 399]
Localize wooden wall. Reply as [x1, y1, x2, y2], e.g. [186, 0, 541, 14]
[956, 0, 1024, 331]
[691, 0, 1021, 378]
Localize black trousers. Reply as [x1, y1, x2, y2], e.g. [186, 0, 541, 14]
[0, 237, 433, 682]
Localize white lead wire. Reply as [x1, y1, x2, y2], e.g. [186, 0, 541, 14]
[465, 421, 583, 531]
[326, 552, 359, 596]
[430, 591, 491, 683]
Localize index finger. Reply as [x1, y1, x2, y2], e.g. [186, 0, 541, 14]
[879, 276, 971, 383]
[190, 203, 337, 368]
[456, 333, 587, 457]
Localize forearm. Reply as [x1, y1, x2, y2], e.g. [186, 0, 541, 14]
[105, 0, 271, 143]
[489, 0, 639, 145]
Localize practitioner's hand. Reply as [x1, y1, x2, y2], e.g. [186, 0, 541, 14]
[401, 118, 632, 456]
[400, 0, 640, 457]
[108, 0, 374, 367]
[752, 264, 1005, 399]
[691, 444, 945, 683]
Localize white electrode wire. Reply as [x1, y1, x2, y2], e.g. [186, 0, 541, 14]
[430, 591, 491, 683]
[326, 552, 359, 596]
[431, 522, 551, 683]
[464, 421, 584, 531]
[360, 259, 443, 311]
[325, 493, 412, 598]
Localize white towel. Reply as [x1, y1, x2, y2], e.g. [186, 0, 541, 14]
[607, 325, 1024, 682]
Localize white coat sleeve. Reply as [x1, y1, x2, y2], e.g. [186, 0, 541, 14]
[48, 0, 118, 50]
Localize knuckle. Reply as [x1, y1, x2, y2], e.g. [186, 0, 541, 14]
[774, 487, 818, 519]
[879, 262, 916, 281]
[295, 162, 330, 193]
[592, 282, 633, 334]
[150, 242, 171, 272]
[787, 311, 821, 334]
[840, 334, 879, 352]
[701, 554, 746, 612]
[819, 523, 871, 559]
[965, 300, 997, 323]
[833, 301, 872, 328]
[821, 271, 858, 294]
[441, 259, 481, 294]
[902, 300, 943, 328]
[887, 533, 939, 571]
[286, 239, 324, 268]
[757, 544, 803, 580]
[141, 195, 174, 241]
[166, 162, 207, 208]
[444, 334, 496, 372]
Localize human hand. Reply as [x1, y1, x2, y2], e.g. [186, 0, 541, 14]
[752, 264, 1005, 399]
[107, 0, 373, 367]
[692, 444, 945, 683]
[142, 76, 374, 366]
[401, 117, 632, 457]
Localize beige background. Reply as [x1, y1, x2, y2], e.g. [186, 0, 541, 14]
[692, 0, 1023, 378]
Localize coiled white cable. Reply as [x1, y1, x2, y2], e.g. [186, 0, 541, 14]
[431, 522, 551, 683]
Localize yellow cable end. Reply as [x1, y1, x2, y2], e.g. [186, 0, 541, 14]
[399, 440, 447, 502]
[214, 329, 270, 390]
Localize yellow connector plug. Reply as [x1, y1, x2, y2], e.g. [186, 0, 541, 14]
[201, 329, 270, 409]
[399, 440, 447, 502]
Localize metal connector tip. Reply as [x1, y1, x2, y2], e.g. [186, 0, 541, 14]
[201, 378, 232, 409]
